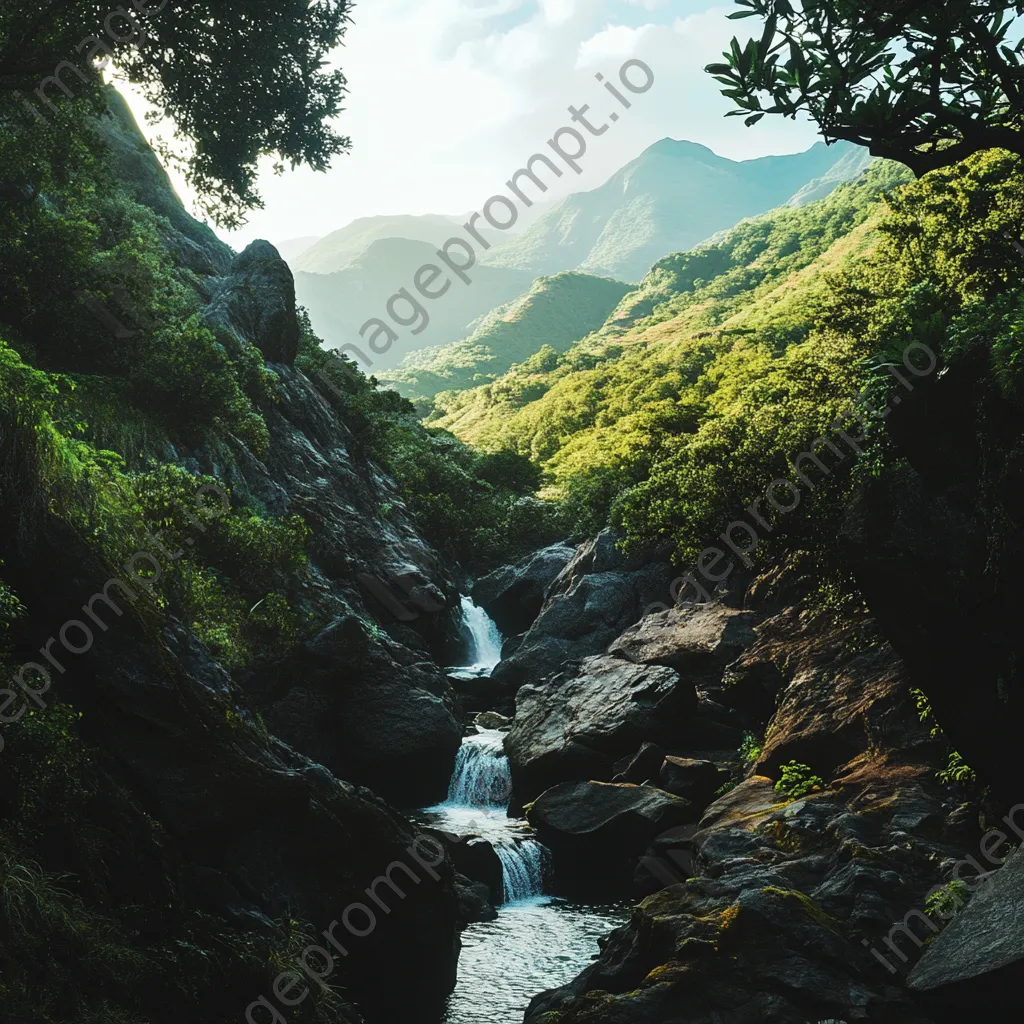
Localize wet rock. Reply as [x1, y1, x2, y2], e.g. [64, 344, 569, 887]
[427, 832, 504, 905]
[506, 654, 696, 803]
[490, 530, 672, 691]
[454, 873, 498, 924]
[449, 672, 509, 716]
[473, 541, 576, 636]
[527, 781, 696, 896]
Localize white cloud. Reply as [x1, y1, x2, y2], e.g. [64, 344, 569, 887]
[120, 1, 822, 248]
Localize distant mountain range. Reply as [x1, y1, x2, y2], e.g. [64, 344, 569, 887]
[291, 137, 874, 369]
[291, 215, 463, 274]
[381, 272, 632, 404]
[479, 138, 872, 282]
[292, 237, 533, 371]
[274, 236, 323, 263]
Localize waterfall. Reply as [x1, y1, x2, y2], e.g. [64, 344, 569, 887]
[495, 839, 546, 903]
[442, 729, 547, 904]
[457, 595, 503, 675]
[446, 730, 511, 807]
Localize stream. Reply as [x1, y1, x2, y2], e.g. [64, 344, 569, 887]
[419, 599, 628, 1024]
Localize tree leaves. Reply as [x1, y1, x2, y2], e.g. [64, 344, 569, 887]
[707, 0, 1024, 175]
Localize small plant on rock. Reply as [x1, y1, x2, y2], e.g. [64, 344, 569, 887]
[937, 750, 977, 786]
[739, 732, 762, 768]
[925, 879, 970, 923]
[774, 761, 824, 800]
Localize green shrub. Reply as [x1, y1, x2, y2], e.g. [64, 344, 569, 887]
[774, 761, 824, 800]
[925, 879, 970, 922]
[739, 732, 762, 768]
[937, 751, 977, 786]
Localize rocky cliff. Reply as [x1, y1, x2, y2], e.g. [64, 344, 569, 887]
[0, 91, 468, 1023]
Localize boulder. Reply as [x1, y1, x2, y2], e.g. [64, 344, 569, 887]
[612, 742, 666, 784]
[454, 874, 499, 924]
[659, 756, 725, 804]
[608, 602, 761, 689]
[443, 835, 504, 905]
[475, 711, 512, 731]
[448, 671, 510, 716]
[527, 781, 695, 896]
[908, 848, 1024, 1013]
[205, 240, 300, 363]
[473, 541, 576, 636]
[748, 607, 932, 780]
[490, 531, 673, 691]
[506, 655, 696, 803]
[260, 617, 462, 807]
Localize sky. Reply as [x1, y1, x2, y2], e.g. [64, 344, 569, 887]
[122, 0, 823, 250]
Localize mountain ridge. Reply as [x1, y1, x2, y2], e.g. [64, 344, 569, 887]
[479, 137, 868, 282]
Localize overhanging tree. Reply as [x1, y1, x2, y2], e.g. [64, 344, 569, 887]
[705, 0, 1024, 175]
[0, 1, 352, 225]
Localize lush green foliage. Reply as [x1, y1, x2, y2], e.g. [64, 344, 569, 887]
[434, 151, 1024, 584]
[708, 1, 1024, 175]
[435, 163, 910, 549]
[912, 688, 979, 787]
[774, 762, 824, 800]
[1, 1, 353, 224]
[739, 732, 763, 768]
[385, 272, 632, 407]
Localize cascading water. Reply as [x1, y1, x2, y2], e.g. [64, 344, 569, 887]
[440, 729, 545, 903]
[421, 596, 627, 1024]
[455, 596, 503, 677]
[445, 729, 511, 808]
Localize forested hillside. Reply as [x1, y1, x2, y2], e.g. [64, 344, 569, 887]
[382, 272, 632, 406]
[432, 159, 914, 545]
[0, 86, 554, 1022]
[6, 3, 1024, 1023]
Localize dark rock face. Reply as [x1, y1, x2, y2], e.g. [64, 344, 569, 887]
[909, 848, 1024, 1014]
[181, 362, 464, 805]
[520, 595, 974, 1024]
[609, 602, 760, 686]
[205, 240, 301, 364]
[841, 351, 1024, 808]
[490, 530, 673, 691]
[506, 654, 697, 803]
[473, 541, 576, 636]
[259, 618, 462, 807]
[747, 607, 935, 780]
[659, 756, 726, 803]
[527, 781, 695, 896]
